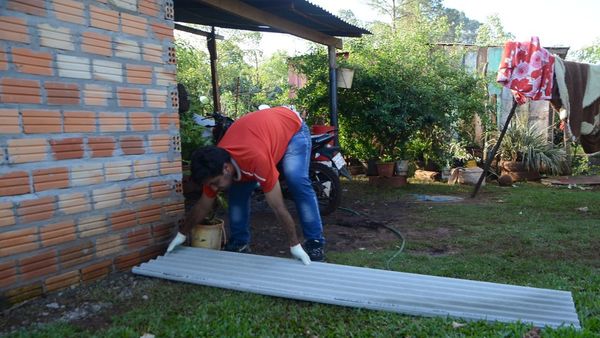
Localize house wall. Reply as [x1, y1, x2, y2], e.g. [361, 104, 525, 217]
[0, 0, 184, 305]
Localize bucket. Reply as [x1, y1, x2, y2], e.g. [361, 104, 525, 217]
[394, 160, 409, 176]
[337, 68, 354, 89]
[191, 219, 225, 250]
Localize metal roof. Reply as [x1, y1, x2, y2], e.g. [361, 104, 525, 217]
[133, 247, 581, 329]
[174, 0, 370, 37]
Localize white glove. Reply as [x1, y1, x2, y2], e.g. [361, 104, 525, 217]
[290, 244, 311, 265]
[166, 232, 186, 253]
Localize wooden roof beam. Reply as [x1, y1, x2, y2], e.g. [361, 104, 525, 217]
[197, 0, 343, 49]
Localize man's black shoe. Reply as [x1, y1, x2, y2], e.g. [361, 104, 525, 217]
[224, 242, 251, 253]
[304, 239, 325, 262]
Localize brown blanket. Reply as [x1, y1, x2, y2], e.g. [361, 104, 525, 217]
[552, 61, 600, 153]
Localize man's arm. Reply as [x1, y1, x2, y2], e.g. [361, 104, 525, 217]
[264, 181, 299, 246]
[167, 194, 215, 253]
[182, 194, 216, 234]
[264, 182, 311, 265]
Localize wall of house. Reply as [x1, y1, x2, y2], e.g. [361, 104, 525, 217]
[0, 0, 183, 305]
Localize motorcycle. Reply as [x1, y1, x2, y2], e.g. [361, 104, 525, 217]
[200, 111, 349, 216]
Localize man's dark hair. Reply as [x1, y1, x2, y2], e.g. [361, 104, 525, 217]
[190, 146, 231, 184]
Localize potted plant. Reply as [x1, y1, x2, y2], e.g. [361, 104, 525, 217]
[191, 194, 227, 250]
[486, 117, 567, 181]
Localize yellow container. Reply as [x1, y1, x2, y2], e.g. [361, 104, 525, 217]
[191, 219, 225, 250]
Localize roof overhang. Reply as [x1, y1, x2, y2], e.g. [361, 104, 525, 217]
[174, 0, 370, 49]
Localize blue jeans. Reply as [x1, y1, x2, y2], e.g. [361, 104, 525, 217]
[227, 123, 324, 246]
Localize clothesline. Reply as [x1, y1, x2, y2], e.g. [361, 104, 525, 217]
[496, 36, 600, 154]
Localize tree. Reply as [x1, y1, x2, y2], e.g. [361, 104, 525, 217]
[442, 8, 481, 44]
[368, 0, 401, 31]
[475, 14, 514, 46]
[571, 38, 600, 64]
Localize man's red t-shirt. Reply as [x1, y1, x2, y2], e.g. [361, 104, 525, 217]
[203, 106, 302, 198]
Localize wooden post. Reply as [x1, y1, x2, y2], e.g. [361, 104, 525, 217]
[471, 98, 518, 198]
[207, 27, 221, 113]
[328, 45, 339, 145]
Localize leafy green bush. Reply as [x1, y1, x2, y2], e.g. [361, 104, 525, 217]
[292, 23, 487, 165]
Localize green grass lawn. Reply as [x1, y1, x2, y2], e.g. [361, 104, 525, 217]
[7, 180, 600, 337]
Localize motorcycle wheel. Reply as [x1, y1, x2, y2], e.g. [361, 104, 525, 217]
[309, 162, 341, 216]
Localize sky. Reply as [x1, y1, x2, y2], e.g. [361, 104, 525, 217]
[254, 0, 600, 56]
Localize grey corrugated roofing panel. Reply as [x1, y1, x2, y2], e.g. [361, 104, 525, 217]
[174, 0, 370, 37]
[133, 247, 580, 329]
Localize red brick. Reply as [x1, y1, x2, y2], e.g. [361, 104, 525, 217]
[0, 260, 17, 288]
[8, 0, 46, 16]
[88, 136, 116, 157]
[81, 259, 112, 282]
[22, 109, 61, 133]
[81, 31, 111, 56]
[40, 220, 76, 247]
[53, 0, 85, 24]
[64, 111, 96, 133]
[127, 227, 152, 249]
[0, 171, 30, 196]
[50, 137, 84, 160]
[45, 81, 80, 105]
[114, 251, 141, 271]
[126, 64, 152, 84]
[158, 113, 178, 130]
[137, 204, 162, 225]
[18, 196, 55, 223]
[19, 249, 58, 281]
[12, 47, 52, 75]
[7, 138, 48, 164]
[32, 167, 69, 192]
[140, 244, 166, 262]
[90, 5, 119, 31]
[110, 209, 137, 230]
[0, 78, 41, 104]
[121, 13, 147, 37]
[0, 16, 30, 43]
[0, 45, 8, 70]
[143, 43, 163, 63]
[130, 112, 154, 131]
[160, 157, 182, 175]
[96, 234, 123, 257]
[58, 191, 91, 215]
[0, 227, 38, 257]
[147, 88, 168, 108]
[0, 202, 16, 227]
[59, 241, 93, 269]
[125, 182, 149, 203]
[117, 87, 143, 108]
[151, 181, 171, 199]
[149, 135, 170, 153]
[99, 112, 126, 132]
[120, 136, 144, 155]
[84, 84, 111, 106]
[44, 270, 80, 292]
[5, 282, 43, 304]
[151, 22, 173, 41]
[139, 0, 159, 17]
[153, 222, 176, 243]
[0, 108, 20, 133]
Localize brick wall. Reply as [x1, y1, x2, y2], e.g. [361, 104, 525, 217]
[0, 0, 184, 306]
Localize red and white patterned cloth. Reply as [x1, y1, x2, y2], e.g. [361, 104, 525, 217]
[497, 37, 555, 105]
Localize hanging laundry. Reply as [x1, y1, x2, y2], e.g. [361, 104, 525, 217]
[551, 58, 600, 154]
[497, 37, 555, 105]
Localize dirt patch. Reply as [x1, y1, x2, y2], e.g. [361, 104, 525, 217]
[1, 183, 478, 335]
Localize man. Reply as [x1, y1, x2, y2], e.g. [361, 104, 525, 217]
[167, 106, 325, 264]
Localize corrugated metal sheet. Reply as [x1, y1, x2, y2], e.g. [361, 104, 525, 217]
[133, 247, 580, 329]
